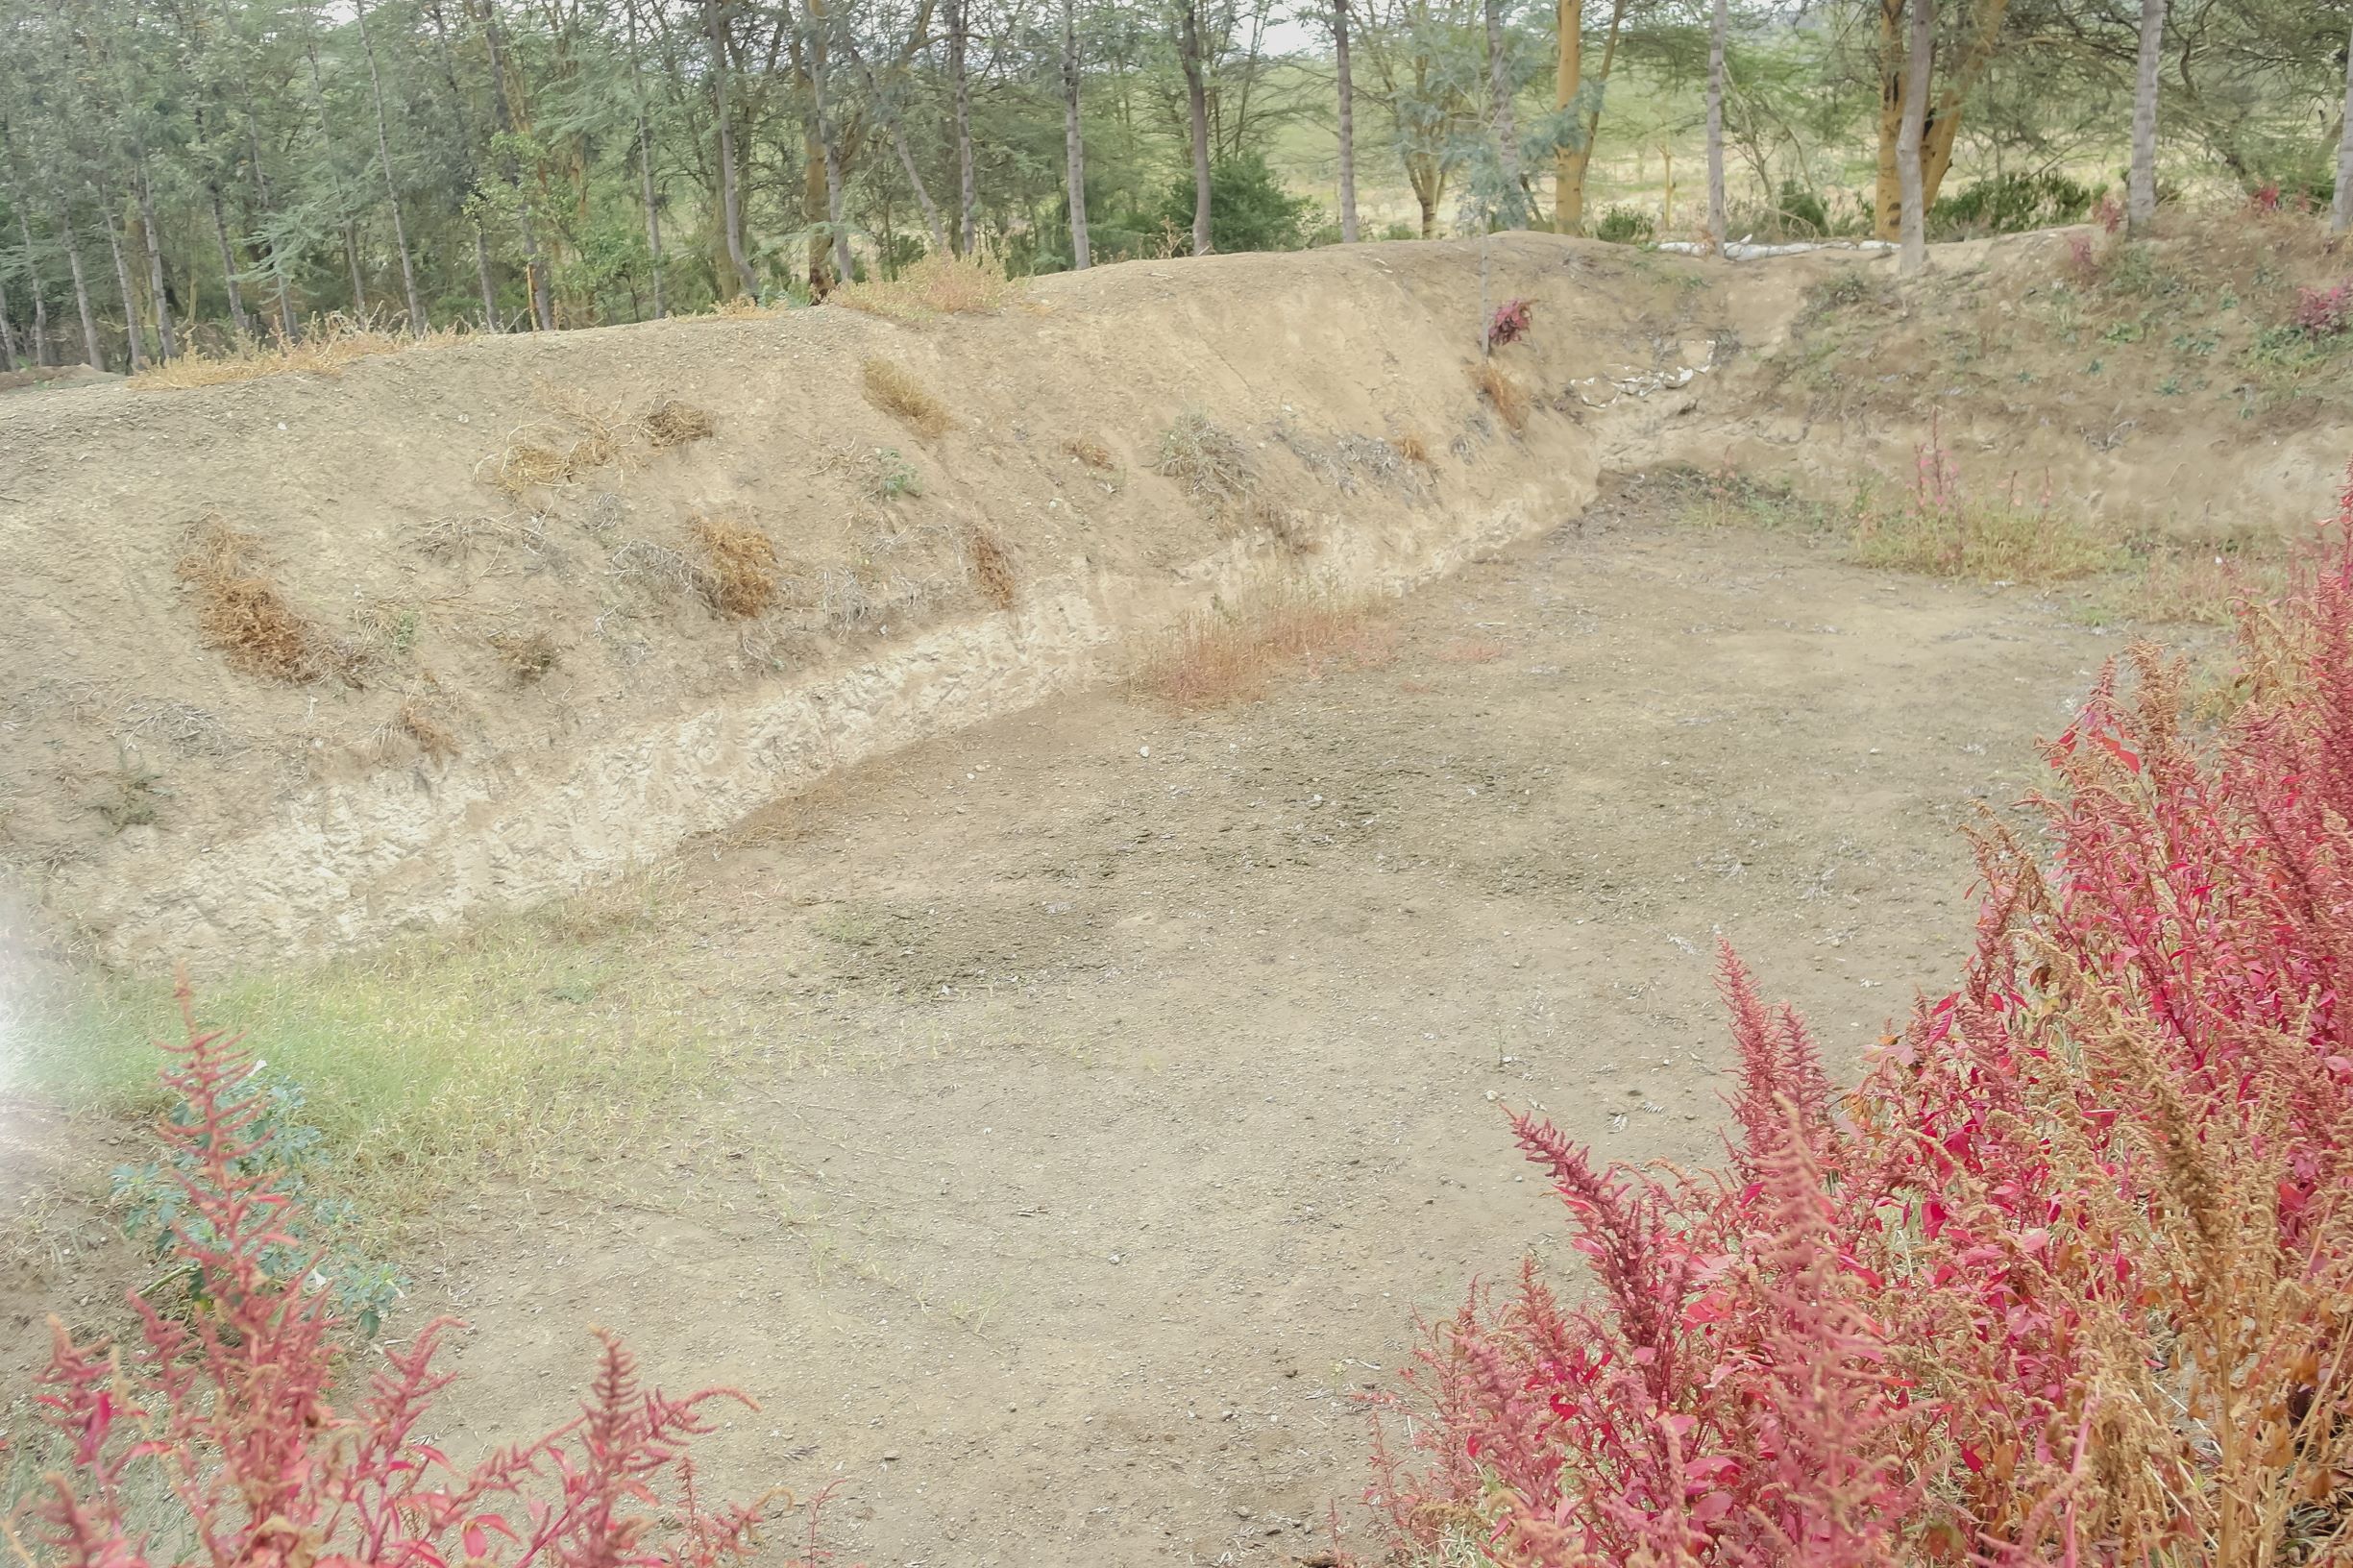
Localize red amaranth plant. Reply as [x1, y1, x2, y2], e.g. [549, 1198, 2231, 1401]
[2292, 281, 2352, 339]
[1368, 482, 2353, 1566]
[3, 987, 799, 1568]
[1486, 299, 1532, 350]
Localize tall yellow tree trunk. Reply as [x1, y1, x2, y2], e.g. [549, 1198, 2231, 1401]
[1556, 0, 1627, 235]
[1875, 0, 2011, 239]
[1553, 0, 1581, 233]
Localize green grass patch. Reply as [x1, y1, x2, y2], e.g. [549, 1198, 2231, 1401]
[6, 876, 731, 1224]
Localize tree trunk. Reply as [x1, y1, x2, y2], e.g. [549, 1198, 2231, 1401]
[3, 144, 55, 364]
[1875, 0, 2009, 238]
[1704, 0, 1727, 244]
[1897, 0, 1932, 276]
[1485, 0, 1519, 227]
[807, 7, 854, 289]
[1178, 0, 1213, 255]
[1556, 0, 1627, 236]
[1062, 0, 1090, 267]
[1334, 0, 1358, 242]
[702, 0, 759, 297]
[625, 0, 667, 316]
[62, 212, 102, 369]
[1554, 0, 1581, 233]
[479, 0, 555, 326]
[229, 51, 301, 339]
[100, 194, 145, 372]
[299, 23, 368, 318]
[0, 268, 16, 371]
[2126, 0, 2163, 234]
[424, 0, 502, 328]
[949, 0, 976, 254]
[2338, 11, 2353, 235]
[355, 0, 427, 326]
[130, 152, 177, 360]
[206, 181, 252, 338]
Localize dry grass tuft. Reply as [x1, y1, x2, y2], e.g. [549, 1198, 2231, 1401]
[398, 700, 459, 761]
[1063, 435, 1117, 471]
[1156, 411, 1256, 507]
[687, 512, 781, 618]
[863, 357, 955, 438]
[2101, 542, 2295, 627]
[1393, 427, 1434, 467]
[1851, 454, 2121, 584]
[706, 293, 774, 319]
[1470, 359, 1532, 434]
[967, 527, 1018, 610]
[831, 248, 1021, 322]
[637, 399, 716, 449]
[1135, 588, 1392, 709]
[487, 629, 562, 684]
[175, 517, 341, 683]
[128, 315, 475, 390]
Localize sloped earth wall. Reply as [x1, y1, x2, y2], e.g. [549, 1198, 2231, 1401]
[0, 232, 2339, 971]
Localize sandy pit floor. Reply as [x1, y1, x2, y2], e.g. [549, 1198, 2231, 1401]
[408, 486, 2130, 1567]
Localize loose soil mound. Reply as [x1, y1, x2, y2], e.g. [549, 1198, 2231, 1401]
[0, 232, 2341, 971]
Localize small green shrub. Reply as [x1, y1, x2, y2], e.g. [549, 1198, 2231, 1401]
[1158, 153, 1314, 253]
[111, 1069, 405, 1335]
[1595, 206, 1654, 245]
[1929, 169, 2100, 238]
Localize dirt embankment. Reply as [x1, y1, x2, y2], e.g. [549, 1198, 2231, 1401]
[0, 231, 2341, 972]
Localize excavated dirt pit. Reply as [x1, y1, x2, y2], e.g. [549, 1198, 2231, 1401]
[2, 230, 2334, 1566]
[390, 484, 2130, 1566]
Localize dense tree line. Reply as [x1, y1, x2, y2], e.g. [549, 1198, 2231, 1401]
[0, 0, 2343, 369]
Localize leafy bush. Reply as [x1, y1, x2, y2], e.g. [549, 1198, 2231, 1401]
[1773, 180, 1831, 238]
[9, 986, 793, 1568]
[1367, 490, 2353, 1566]
[1929, 169, 2100, 238]
[110, 1070, 404, 1336]
[1594, 206, 1654, 245]
[1158, 153, 1314, 254]
[1379, 221, 1420, 242]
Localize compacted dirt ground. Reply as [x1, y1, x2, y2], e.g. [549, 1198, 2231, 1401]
[407, 485, 2134, 1567]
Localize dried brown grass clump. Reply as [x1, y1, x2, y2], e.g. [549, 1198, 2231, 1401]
[1136, 590, 1392, 710]
[1470, 359, 1531, 434]
[1156, 412, 1256, 508]
[175, 517, 338, 683]
[831, 248, 1021, 322]
[478, 389, 643, 496]
[488, 629, 562, 684]
[688, 513, 781, 618]
[1393, 427, 1434, 467]
[638, 399, 717, 449]
[706, 293, 774, 319]
[128, 315, 475, 390]
[398, 700, 460, 760]
[967, 527, 1018, 610]
[863, 358, 955, 438]
[1062, 436, 1117, 471]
